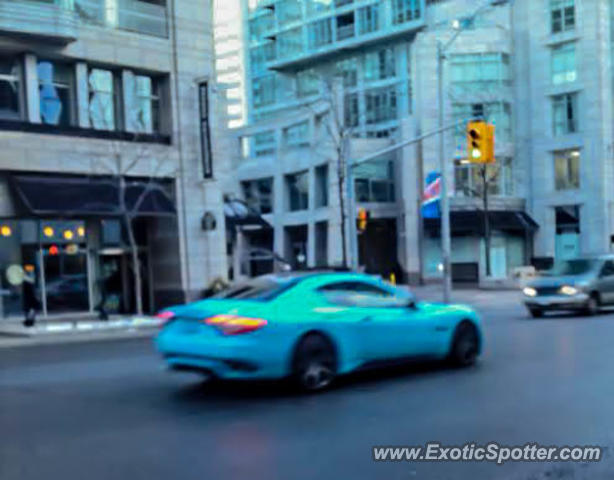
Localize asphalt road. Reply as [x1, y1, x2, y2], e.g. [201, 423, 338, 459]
[2, 291, 614, 480]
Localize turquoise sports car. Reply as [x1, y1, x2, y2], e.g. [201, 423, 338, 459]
[155, 272, 483, 391]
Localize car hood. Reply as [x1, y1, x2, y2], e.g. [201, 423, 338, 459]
[527, 275, 593, 288]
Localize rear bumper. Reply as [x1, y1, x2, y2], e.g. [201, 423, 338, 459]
[156, 328, 287, 380]
[524, 293, 589, 311]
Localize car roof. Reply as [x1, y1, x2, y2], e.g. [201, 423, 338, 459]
[253, 271, 384, 291]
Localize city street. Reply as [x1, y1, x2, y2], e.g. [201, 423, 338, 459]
[2, 289, 614, 480]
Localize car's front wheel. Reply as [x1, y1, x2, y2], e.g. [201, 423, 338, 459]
[449, 322, 479, 367]
[292, 333, 337, 392]
[584, 293, 600, 316]
[528, 308, 544, 318]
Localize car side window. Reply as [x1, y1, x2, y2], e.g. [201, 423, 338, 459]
[318, 281, 399, 307]
[600, 261, 614, 277]
[318, 281, 393, 297]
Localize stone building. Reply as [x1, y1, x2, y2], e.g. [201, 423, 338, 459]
[0, 0, 227, 318]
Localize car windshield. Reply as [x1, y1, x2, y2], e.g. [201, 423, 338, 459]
[545, 259, 597, 276]
[211, 276, 299, 301]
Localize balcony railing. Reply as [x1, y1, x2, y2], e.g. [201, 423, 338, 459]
[0, 0, 168, 41]
[0, 0, 77, 43]
[75, 0, 168, 37]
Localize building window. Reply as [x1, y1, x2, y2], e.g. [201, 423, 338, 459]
[553, 93, 578, 135]
[364, 48, 396, 82]
[365, 86, 397, 124]
[277, 0, 302, 26]
[551, 0, 575, 34]
[37, 61, 74, 127]
[555, 205, 580, 234]
[391, 0, 421, 25]
[454, 158, 513, 197]
[242, 178, 273, 214]
[284, 121, 310, 146]
[296, 69, 319, 97]
[315, 164, 329, 207]
[306, 0, 333, 16]
[286, 171, 309, 211]
[453, 102, 512, 145]
[248, 12, 274, 42]
[358, 5, 379, 34]
[277, 28, 303, 60]
[252, 75, 276, 107]
[0, 57, 22, 120]
[551, 42, 576, 85]
[554, 149, 580, 190]
[354, 158, 395, 203]
[336, 58, 358, 87]
[450, 53, 511, 89]
[308, 18, 333, 48]
[127, 74, 161, 134]
[250, 42, 276, 75]
[253, 130, 276, 156]
[344, 93, 359, 127]
[88, 68, 117, 130]
[336, 13, 355, 41]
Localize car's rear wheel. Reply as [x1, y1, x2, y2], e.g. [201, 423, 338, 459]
[528, 308, 543, 318]
[449, 322, 479, 367]
[584, 293, 600, 316]
[292, 333, 337, 392]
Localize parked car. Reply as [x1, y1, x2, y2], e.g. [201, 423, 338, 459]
[522, 255, 614, 317]
[155, 271, 483, 391]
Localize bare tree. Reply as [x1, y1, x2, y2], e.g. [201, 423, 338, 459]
[89, 78, 175, 315]
[456, 163, 500, 277]
[301, 74, 357, 268]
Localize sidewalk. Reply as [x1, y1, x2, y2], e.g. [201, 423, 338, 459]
[0, 315, 162, 348]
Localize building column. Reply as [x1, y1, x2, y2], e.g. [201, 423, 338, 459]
[24, 54, 40, 124]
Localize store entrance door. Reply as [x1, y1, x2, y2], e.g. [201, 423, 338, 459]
[97, 249, 152, 315]
[43, 245, 90, 314]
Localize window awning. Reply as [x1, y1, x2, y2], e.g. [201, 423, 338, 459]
[10, 174, 175, 217]
[224, 199, 271, 230]
[424, 210, 539, 235]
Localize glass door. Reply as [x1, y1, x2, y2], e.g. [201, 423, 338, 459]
[43, 245, 89, 314]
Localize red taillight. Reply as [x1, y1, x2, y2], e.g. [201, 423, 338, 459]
[203, 314, 267, 335]
[155, 311, 175, 326]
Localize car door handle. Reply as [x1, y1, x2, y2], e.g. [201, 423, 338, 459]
[361, 316, 373, 323]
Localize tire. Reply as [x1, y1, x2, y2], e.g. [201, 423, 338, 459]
[584, 293, 600, 316]
[528, 308, 543, 318]
[292, 333, 337, 392]
[449, 322, 480, 367]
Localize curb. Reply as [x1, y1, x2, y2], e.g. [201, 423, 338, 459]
[0, 326, 158, 349]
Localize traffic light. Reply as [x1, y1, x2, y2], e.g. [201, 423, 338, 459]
[357, 208, 369, 233]
[466, 121, 495, 164]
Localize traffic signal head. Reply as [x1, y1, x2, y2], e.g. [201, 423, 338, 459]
[357, 208, 369, 233]
[466, 121, 495, 164]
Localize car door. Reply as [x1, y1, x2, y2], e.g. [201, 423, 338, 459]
[318, 281, 435, 361]
[597, 260, 614, 304]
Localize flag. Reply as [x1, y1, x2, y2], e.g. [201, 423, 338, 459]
[422, 172, 441, 219]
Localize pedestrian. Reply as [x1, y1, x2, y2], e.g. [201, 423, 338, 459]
[22, 266, 39, 327]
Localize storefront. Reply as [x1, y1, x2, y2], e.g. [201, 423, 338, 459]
[0, 173, 176, 319]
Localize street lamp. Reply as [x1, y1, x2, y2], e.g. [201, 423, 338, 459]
[437, 0, 510, 303]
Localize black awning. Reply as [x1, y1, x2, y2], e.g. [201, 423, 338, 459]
[224, 199, 271, 230]
[10, 174, 175, 217]
[424, 210, 539, 235]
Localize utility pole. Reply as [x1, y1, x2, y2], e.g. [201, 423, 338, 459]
[437, 41, 452, 303]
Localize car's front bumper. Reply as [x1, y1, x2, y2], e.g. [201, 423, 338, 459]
[524, 292, 589, 311]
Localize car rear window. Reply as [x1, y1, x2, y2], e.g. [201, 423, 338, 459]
[211, 277, 300, 301]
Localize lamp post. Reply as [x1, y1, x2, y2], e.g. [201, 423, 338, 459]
[436, 0, 510, 303]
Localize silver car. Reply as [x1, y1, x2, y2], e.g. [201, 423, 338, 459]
[522, 255, 614, 317]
